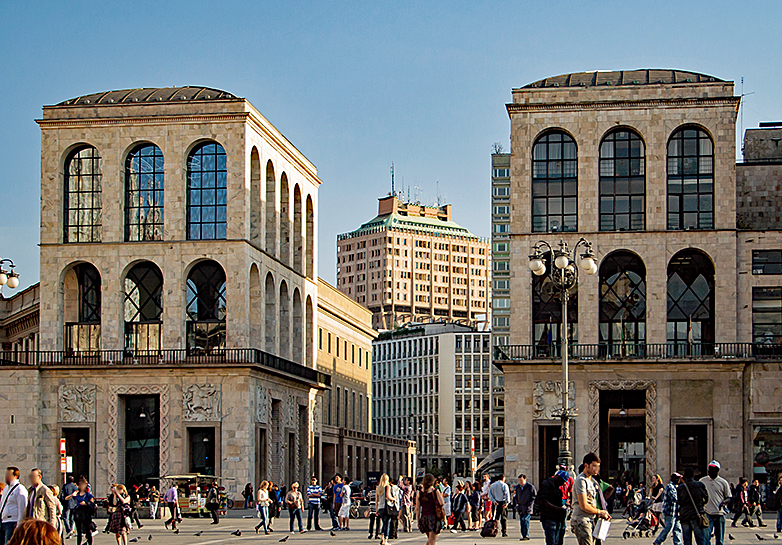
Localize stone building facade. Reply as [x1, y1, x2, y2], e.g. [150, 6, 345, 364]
[0, 87, 330, 498]
[337, 195, 490, 329]
[493, 70, 782, 489]
[316, 278, 416, 482]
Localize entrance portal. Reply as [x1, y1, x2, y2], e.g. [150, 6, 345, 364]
[675, 424, 708, 479]
[63, 428, 90, 481]
[125, 395, 160, 485]
[538, 424, 561, 487]
[599, 389, 646, 484]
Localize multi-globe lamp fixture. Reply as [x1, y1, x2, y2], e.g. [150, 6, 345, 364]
[527, 238, 597, 470]
[0, 259, 20, 291]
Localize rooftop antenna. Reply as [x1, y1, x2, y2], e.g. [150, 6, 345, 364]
[391, 162, 395, 196]
[436, 181, 442, 207]
[739, 77, 755, 160]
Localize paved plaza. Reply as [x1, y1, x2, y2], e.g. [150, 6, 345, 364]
[77, 511, 777, 545]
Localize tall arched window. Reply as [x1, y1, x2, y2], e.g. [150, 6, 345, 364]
[126, 144, 164, 241]
[532, 253, 577, 356]
[280, 174, 290, 265]
[265, 273, 276, 353]
[124, 262, 163, 351]
[279, 281, 290, 359]
[306, 195, 315, 278]
[187, 142, 227, 240]
[599, 251, 646, 352]
[64, 263, 101, 352]
[265, 161, 277, 255]
[667, 249, 715, 354]
[667, 126, 714, 230]
[64, 146, 102, 243]
[186, 260, 226, 352]
[532, 131, 577, 233]
[599, 129, 645, 231]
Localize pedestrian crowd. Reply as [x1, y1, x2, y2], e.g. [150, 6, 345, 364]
[2, 461, 781, 545]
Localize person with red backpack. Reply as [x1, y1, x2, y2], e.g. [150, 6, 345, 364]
[535, 470, 569, 545]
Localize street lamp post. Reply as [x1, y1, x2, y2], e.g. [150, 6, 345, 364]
[0, 259, 21, 298]
[528, 238, 597, 471]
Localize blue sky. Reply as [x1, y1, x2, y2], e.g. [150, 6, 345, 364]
[1, 0, 780, 290]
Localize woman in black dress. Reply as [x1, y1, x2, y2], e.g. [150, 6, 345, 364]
[416, 474, 445, 545]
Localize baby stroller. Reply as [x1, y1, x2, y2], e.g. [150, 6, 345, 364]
[622, 498, 660, 539]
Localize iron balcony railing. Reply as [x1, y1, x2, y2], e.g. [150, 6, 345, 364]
[0, 348, 331, 387]
[494, 342, 782, 362]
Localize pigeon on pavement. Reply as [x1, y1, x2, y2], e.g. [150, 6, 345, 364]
[330, 530, 336, 537]
[194, 531, 203, 536]
[729, 535, 735, 541]
[232, 530, 243, 536]
[757, 534, 766, 541]
[279, 536, 290, 543]
[148, 536, 153, 541]
[129, 539, 139, 543]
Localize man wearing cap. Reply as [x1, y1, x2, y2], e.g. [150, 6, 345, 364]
[654, 473, 683, 545]
[534, 470, 569, 545]
[700, 461, 732, 545]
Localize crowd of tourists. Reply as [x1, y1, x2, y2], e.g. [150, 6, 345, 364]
[3, 461, 781, 545]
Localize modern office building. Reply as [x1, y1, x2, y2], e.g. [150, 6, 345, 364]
[316, 278, 416, 482]
[372, 323, 502, 475]
[337, 195, 490, 329]
[493, 70, 782, 489]
[491, 153, 512, 346]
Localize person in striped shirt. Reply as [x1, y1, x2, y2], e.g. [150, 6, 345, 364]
[307, 477, 323, 531]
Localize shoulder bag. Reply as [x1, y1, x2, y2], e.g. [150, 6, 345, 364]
[433, 490, 445, 521]
[385, 486, 400, 518]
[0, 483, 20, 520]
[683, 482, 709, 528]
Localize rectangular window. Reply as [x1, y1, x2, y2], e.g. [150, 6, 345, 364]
[493, 168, 510, 178]
[493, 186, 510, 197]
[752, 287, 782, 345]
[318, 328, 323, 350]
[752, 250, 782, 275]
[493, 206, 510, 215]
[494, 280, 509, 290]
[494, 223, 509, 233]
[494, 316, 510, 328]
[493, 261, 509, 271]
[327, 333, 332, 354]
[494, 242, 509, 253]
[493, 298, 510, 309]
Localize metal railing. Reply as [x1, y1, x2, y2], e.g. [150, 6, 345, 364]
[0, 348, 331, 386]
[494, 342, 782, 362]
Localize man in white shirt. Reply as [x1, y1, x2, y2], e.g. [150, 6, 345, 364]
[699, 461, 732, 545]
[0, 466, 29, 545]
[489, 475, 512, 537]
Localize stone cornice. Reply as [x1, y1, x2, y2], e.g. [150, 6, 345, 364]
[317, 299, 378, 340]
[245, 108, 321, 186]
[35, 112, 248, 128]
[506, 96, 741, 114]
